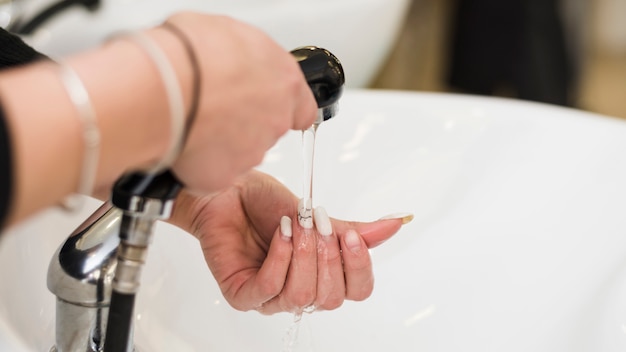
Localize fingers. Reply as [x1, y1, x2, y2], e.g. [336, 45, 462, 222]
[255, 209, 414, 315]
[290, 76, 317, 130]
[312, 207, 346, 311]
[333, 212, 414, 249]
[161, 14, 319, 193]
[233, 216, 293, 312]
[319, 212, 414, 302]
[259, 208, 346, 314]
[340, 229, 374, 301]
[261, 215, 318, 314]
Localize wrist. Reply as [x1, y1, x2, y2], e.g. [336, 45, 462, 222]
[168, 189, 216, 237]
[68, 25, 195, 188]
[0, 24, 198, 224]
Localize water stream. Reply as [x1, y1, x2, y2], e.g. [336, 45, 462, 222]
[298, 124, 318, 228]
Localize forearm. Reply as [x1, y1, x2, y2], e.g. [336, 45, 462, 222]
[0, 27, 193, 226]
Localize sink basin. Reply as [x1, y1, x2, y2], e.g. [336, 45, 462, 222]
[3, 89, 626, 351]
[19, 0, 410, 87]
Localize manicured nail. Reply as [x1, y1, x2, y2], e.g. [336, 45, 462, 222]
[378, 212, 414, 225]
[313, 206, 333, 236]
[298, 198, 313, 229]
[280, 216, 292, 239]
[345, 229, 362, 253]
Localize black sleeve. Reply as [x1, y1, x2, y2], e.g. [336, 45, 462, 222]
[0, 27, 48, 228]
[0, 105, 11, 229]
[0, 27, 47, 67]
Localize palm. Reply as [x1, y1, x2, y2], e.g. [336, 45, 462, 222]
[193, 172, 296, 311]
[171, 170, 406, 314]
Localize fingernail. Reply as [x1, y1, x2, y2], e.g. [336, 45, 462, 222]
[378, 212, 414, 225]
[280, 216, 292, 239]
[345, 229, 362, 253]
[298, 198, 313, 229]
[313, 206, 333, 236]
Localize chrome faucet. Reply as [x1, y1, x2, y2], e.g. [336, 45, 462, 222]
[48, 170, 181, 352]
[46, 46, 344, 352]
[47, 203, 121, 352]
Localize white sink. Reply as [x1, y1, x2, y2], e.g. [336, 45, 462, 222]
[19, 0, 410, 87]
[3, 89, 626, 351]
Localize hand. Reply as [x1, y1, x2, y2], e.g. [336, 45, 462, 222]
[166, 13, 318, 193]
[169, 170, 411, 314]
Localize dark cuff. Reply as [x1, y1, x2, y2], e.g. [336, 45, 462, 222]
[0, 105, 12, 229]
[0, 27, 48, 68]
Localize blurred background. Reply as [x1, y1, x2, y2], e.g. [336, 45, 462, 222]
[371, 0, 626, 119]
[1, 0, 624, 119]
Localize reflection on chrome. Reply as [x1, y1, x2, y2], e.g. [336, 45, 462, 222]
[47, 203, 121, 352]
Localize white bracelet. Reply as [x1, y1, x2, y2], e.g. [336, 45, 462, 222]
[119, 31, 186, 174]
[58, 62, 100, 210]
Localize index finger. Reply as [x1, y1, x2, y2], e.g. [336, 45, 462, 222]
[291, 78, 317, 130]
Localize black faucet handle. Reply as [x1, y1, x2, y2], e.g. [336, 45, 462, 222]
[291, 46, 345, 120]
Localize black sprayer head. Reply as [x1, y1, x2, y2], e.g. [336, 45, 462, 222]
[291, 46, 345, 121]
